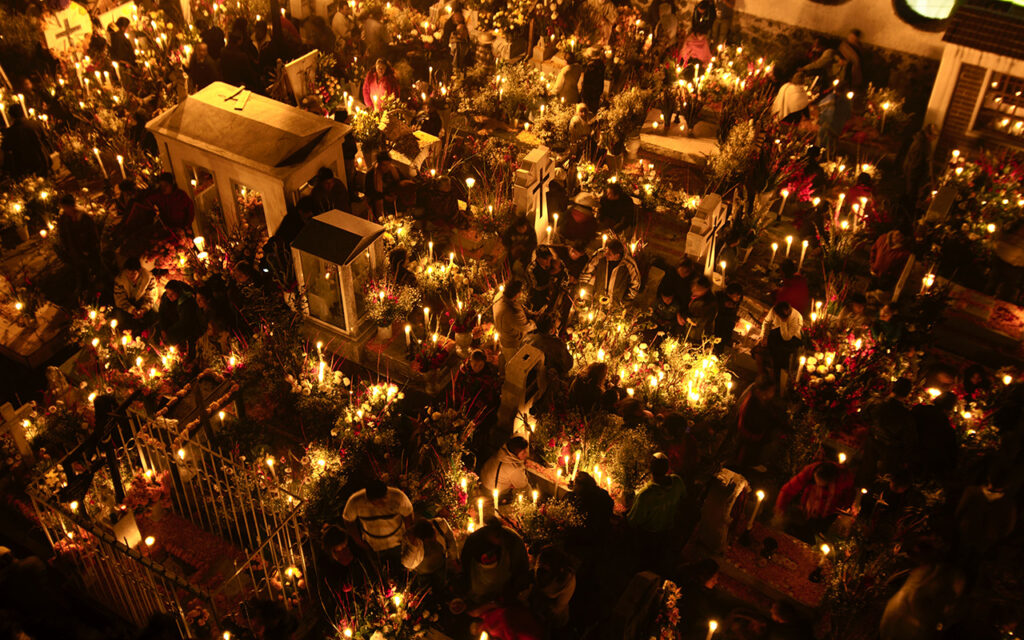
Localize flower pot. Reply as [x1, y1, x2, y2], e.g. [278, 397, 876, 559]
[376, 324, 393, 342]
[15, 224, 30, 243]
[454, 331, 472, 356]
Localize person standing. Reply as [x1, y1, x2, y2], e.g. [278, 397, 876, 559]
[552, 52, 583, 105]
[1, 105, 50, 177]
[627, 453, 688, 568]
[580, 240, 641, 303]
[493, 279, 531, 366]
[342, 479, 415, 567]
[362, 58, 399, 110]
[578, 49, 606, 114]
[147, 173, 195, 235]
[759, 301, 803, 381]
[480, 436, 532, 499]
[56, 194, 102, 293]
[109, 17, 136, 64]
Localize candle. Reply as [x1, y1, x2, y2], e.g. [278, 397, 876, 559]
[428, 65, 433, 84]
[706, 620, 718, 640]
[853, 487, 867, 514]
[404, 324, 412, 346]
[779, 188, 790, 214]
[770, 242, 778, 265]
[747, 489, 765, 529]
[838, 452, 847, 465]
[428, 240, 434, 261]
[796, 355, 806, 383]
[798, 239, 809, 271]
[601, 234, 608, 249]
[492, 488, 500, 512]
[0, 104, 7, 127]
[819, 543, 831, 566]
[116, 154, 127, 179]
[449, 251, 455, 266]
[93, 147, 108, 178]
[571, 450, 581, 480]
[423, 307, 430, 327]
[532, 489, 539, 505]
[835, 193, 846, 221]
[477, 497, 485, 526]
[784, 235, 793, 258]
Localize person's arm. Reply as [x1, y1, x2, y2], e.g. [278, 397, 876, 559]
[580, 255, 599, 288]
[113, 277, 133, 313]
[362, 73, 373, 107]
[760, 311, 773, 343]
[398, 490, 415, 529]
[342, 497, 371, 549]
[624, 258, 641, 300]
[801, 49, 835, 72]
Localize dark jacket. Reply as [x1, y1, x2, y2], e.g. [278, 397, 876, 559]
[1, 118, 49, 177]
[220, 43, 260, 89]
[109, 30, 136, 63]
[523, 330, 573, 376]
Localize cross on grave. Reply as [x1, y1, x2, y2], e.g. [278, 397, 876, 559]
[55, 17, 84, 50]
[513, 146, 553, 241]
[685, 193, 726, 275]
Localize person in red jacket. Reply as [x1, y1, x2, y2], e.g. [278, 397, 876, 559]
[147, 173, 195, 235]
[774, 460, 853, 541]
[362, 58, 399, 110]
[773, 259, 811, 318]
[870, 229, 910, 290]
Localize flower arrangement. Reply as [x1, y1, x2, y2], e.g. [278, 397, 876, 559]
[0, 175, 57, 229]
[532, 100, 575, 150]
[365, 280, 420, 327]
[594, 87, 655, 150]
[334, 580, 437, 640]
[410, 336, 454, 373]
[653, 580, 682, 640]
[863, 83, 909, 135]
[566, 306, 735, 422]
[460, 61, 543, 123]
[506, 496, 585, 548]
[380, 214, 423, 254]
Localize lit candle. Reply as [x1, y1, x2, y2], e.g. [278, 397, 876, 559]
[571, 450, 581, 480]
[770, 242, 778, 265]
[784, 235, 793, 258]
[819, 543, 831, 566]
[423, 306, 430, 327]
[477, 496, 485, 526]
[798, 239, 809, 271]
[779, 188, 790, 214]
[853, 487, 867, 514]
[428, 240, 434, 261]
[116, 154, 127, 179]
[449, 251, 455, 266]
[0, 104, 8, 128]
[747, 489, 766, 530]
[532, 489, 539, 505]
[706, 620, 718, 640]
[93, 147, 108, 178]
[404, 324, 412, 346]
[492, 488, 500, 511]
[796, 355, 806, 383]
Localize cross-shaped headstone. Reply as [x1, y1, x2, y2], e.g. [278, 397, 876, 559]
[55, 17, 83, 48]
[43, 3, 92, 53]
[684, 193, 725, 273]
[513, 146, 553, 240]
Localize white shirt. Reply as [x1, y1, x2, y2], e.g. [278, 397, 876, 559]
[761, 308, 803, 342]
[772, 82, 811, 120]
[342, 487, 414, 551]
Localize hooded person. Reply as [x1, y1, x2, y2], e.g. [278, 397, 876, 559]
[481, 436, 531, 499]
[460, 518, 531, 604]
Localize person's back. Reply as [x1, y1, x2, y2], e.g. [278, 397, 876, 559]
[628, 473, 686, 533]
[220, 38, 258, 88]
[2, 110, 49, 177]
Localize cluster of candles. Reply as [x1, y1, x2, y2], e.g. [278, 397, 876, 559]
[768, 235, 810, 271]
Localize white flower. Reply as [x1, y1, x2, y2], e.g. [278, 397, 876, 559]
[371, 632, 386, 640]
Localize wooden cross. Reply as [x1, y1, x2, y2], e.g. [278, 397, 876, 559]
[54, 17, 84, 50]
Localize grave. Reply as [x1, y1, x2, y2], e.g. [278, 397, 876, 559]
[42, 2, 92, 54]
[147, 82, 351, 238]
[639, 108, 719, 167]
[513, 146, 554, 242]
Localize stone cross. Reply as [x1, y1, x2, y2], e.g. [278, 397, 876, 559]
[44, 3, 92, 53]
[513, 146, 553, 241]
[685, 193, 725, 275]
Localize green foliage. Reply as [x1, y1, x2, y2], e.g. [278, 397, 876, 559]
[594, 87, 654, 149]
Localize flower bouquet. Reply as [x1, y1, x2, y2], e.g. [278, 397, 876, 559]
[365, 280, 420, 328]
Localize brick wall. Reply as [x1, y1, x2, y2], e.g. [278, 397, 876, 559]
[937, 63, 985, 156]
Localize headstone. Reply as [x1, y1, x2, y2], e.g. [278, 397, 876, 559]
[492, 32, 511, 61]
[497, 344, 545, 431]
[684, 193, 724, 271]
[43, 2, 92, 53]
[924, 184, 956, 224]
[390, 130, 440, 176]
[97, 2, 136, 32]
[284, 49, 318, 103]
[513, 146, 554, 241]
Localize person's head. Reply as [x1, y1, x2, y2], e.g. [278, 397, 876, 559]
[163, 280, 189, 301]
[934, 391, 957, 414]
[227, 30, 244, 48]
[118, 179, 137, 198]
[790, 69, 805, 85]
[575, 103, 587, 117]
[892, 377, 913, 398]
[574, 471, 596, 490]
[253, 19, 268, 40]
[676, 257, 694, 278]
[388, 246, 408, 269]
[605, 239, 625, 261]
[585, 361, 608, 387]
[726, 282, 743, 303]
[469, 349, 488, 373]
[649, 452, 671, 481]
[59, 193, 76, 213]
[569, 240, 587, 261]
[376, 151, 392, 168]
[503, 278, 524, 300]
[156, 172, 176, 194]
[691, 275, 711, 296]
[506, 436, 530, 461]
[374, 58, 390, 77]
[923, 123, 939, 140]
[364, 479, 388, 503]
[535, 246, 553, 268]
[813, 461, 840, 487]
[316, 166, 336, 185]
[848, 292, 867, 314]
[322, 525, 353, 564]
[116, 16, 130, 31]
[772, 301, 793, 320]
[122, 257, 143, 279]
[770, 601, 799, 624]
[514, 215, 530, 231]
[409, 518, 439, 542]
[878, 303, 895, 322]
[660, 290, 675, 304]
[8, 103, 25, 121]
[780, 259, 798, 279]
[605, 183, 624, 201]
[889, 229, 906, 248]
[231, 16, 249, 37]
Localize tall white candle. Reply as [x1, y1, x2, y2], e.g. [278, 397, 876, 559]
[93, 147, 108, 178]
[798, 239, 809, 271]
[784, 235, 793, 258]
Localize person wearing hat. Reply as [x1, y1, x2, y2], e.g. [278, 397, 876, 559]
[109, 16, 136, 64]
[578, 48, 605, 114]
[557, 193, 598, 245]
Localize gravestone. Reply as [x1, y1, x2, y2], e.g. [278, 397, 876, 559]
[284, 49, 318, 102]
[43, 2, 92, 53]
[513, 146, 554, 241]
[497, 344, 545, 433]
[923, 184, 956, 224]
[684, 193, 725, 274]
